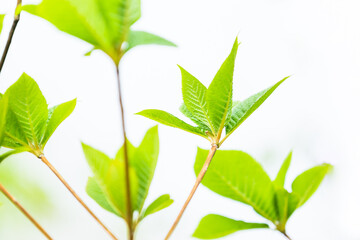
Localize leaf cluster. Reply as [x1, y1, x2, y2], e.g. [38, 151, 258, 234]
[82, 126, 173, 230]
[193, 149, 332, 239]
[23, 0, 176, 64]
[138, 38, 288, 147]
[0, 73, 76, 161]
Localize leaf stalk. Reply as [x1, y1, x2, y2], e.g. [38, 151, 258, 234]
[0, 0, 22, 74]
[39, 155, 118, 240]
[164, 144, 218, 239]
[0, 182, 52, 239]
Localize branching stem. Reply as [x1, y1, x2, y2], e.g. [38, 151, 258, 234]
[39, 155, 118, 240]
[0, 0, 22, 74]
[115, 64, 134, 240]
[0, 182, 52, 239]
[165, 145, 218, 240]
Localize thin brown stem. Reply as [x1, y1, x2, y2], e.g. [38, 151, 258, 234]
[0, 182, 52, 239]
[115, 65, 133, 240]
[165, 145, 218, 240]
[39, 155, 118, 240]
[0, 0, 22, 74]
[282, 232, 292, 240]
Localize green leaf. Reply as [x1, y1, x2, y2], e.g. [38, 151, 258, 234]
[127, 30, 176, 52]
[206, 38, 239, 134]
[0, 94, 8, 144]
[0, 149, 27, 164]
[179, 104, 211, 131]
[194, 148, 278, 222]
[179, 66, 213, 132]
[42, 99, 76, 146]
[224, 76, 289, 139]
[86, 177, 120, 216]
[289, 163, 332, 213]
[273, 152, 292, 188]
[275, 188, 290, 230]
[131, 126, 159, 211]
[142, 194, 173, 219]
[137, 109, 206, 138]
[5, 73, 48, 149]
[0, 14, 5, 35]
[193, 214, 269, 239]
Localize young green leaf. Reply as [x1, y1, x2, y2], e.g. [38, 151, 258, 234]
[0, 14, 5, 35]
[289, 164, 332, 212]
[142, 194, 174, 219]
[193, 214, 269, 239]
[42, 99, 76, 145]
[273, 151, 292, 188]
[136, 109, 206, 138]
[6, 73, 48, 147]
[86, 177, 120, 217]
[274, 188, 290, 231]
[224, 76, 288, 141]
[0, 93, 8, 144]
[179, 66, 213, 131]
[126, 31, 176, 52]
[179, 104, 211, 131]
[206, 38, 239, 134]
[1, 73, 76, 156]
[194, 148, 278, 222]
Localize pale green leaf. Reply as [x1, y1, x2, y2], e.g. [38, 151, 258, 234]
[86, 177, 120, 216]
[0, 149, 27, 164]
[0, 14, 5, 35]
[142, 194, 173, 219]
[23, 0, 141, 60]
[275, 188, 290, 230]
[225, 76, 288, 138]
[137, 109, 206, 138]
[131, 126, 159, 211]
[127, 30, 176, 52]
[193, 214, 269, 239]
[179, 66, 213, 131]
[0, 94, 8, 144]
[42, 99, 76, 146]
[273, 152, 292, 188]
[5, 73, 48, 148]
[195, 148, 277, 222]
[179, 104, 211, 131]
[206, 38, 239, 133]
[289, 164, 332, 212]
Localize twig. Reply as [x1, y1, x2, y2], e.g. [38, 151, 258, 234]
[0, 0, 22, 74]
[39, 155, 118, 240]
[115, 65, 134, 240]
[282, 231, 292, 240]
[165, 145, 218, 239]
[0, 182, 52, 239]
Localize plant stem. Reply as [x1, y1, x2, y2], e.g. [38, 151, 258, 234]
[282, 232, 292, 240]
[0, 182, 52, 239]
[115, 64, 133, 240]
[39, 155, 118, 240]
[165, 145, 217, 240]
[0, 0, 22, 74]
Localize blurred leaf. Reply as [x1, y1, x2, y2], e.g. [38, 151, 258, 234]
[0, 14, 5, 35]
[179, 66, 212, 131]
[206, 38, 238, 133]
[225, 77, 288, 138]
[142, 194, 173, 219]
[289, 164, 332, 214]
[0, 94, 8, 144]
[194, 148, 278, 222]
[193, 214, 269, 239]
[42, 98, 76, 146]
[0, 149, 27, 163]
[137, 109, 206, 137]
[127, 31, 176, 52]
[275, 188, 290, 230]
[273, 152, 292, 188]
[86, 177, 120, 216]
[83, 127, 171, 223]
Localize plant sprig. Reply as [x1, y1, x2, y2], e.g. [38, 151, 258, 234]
[192, 149, 332, 239]
[138, 37, 288, 238]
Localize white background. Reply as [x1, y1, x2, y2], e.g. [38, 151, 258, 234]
[0, 0, 359, 239]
